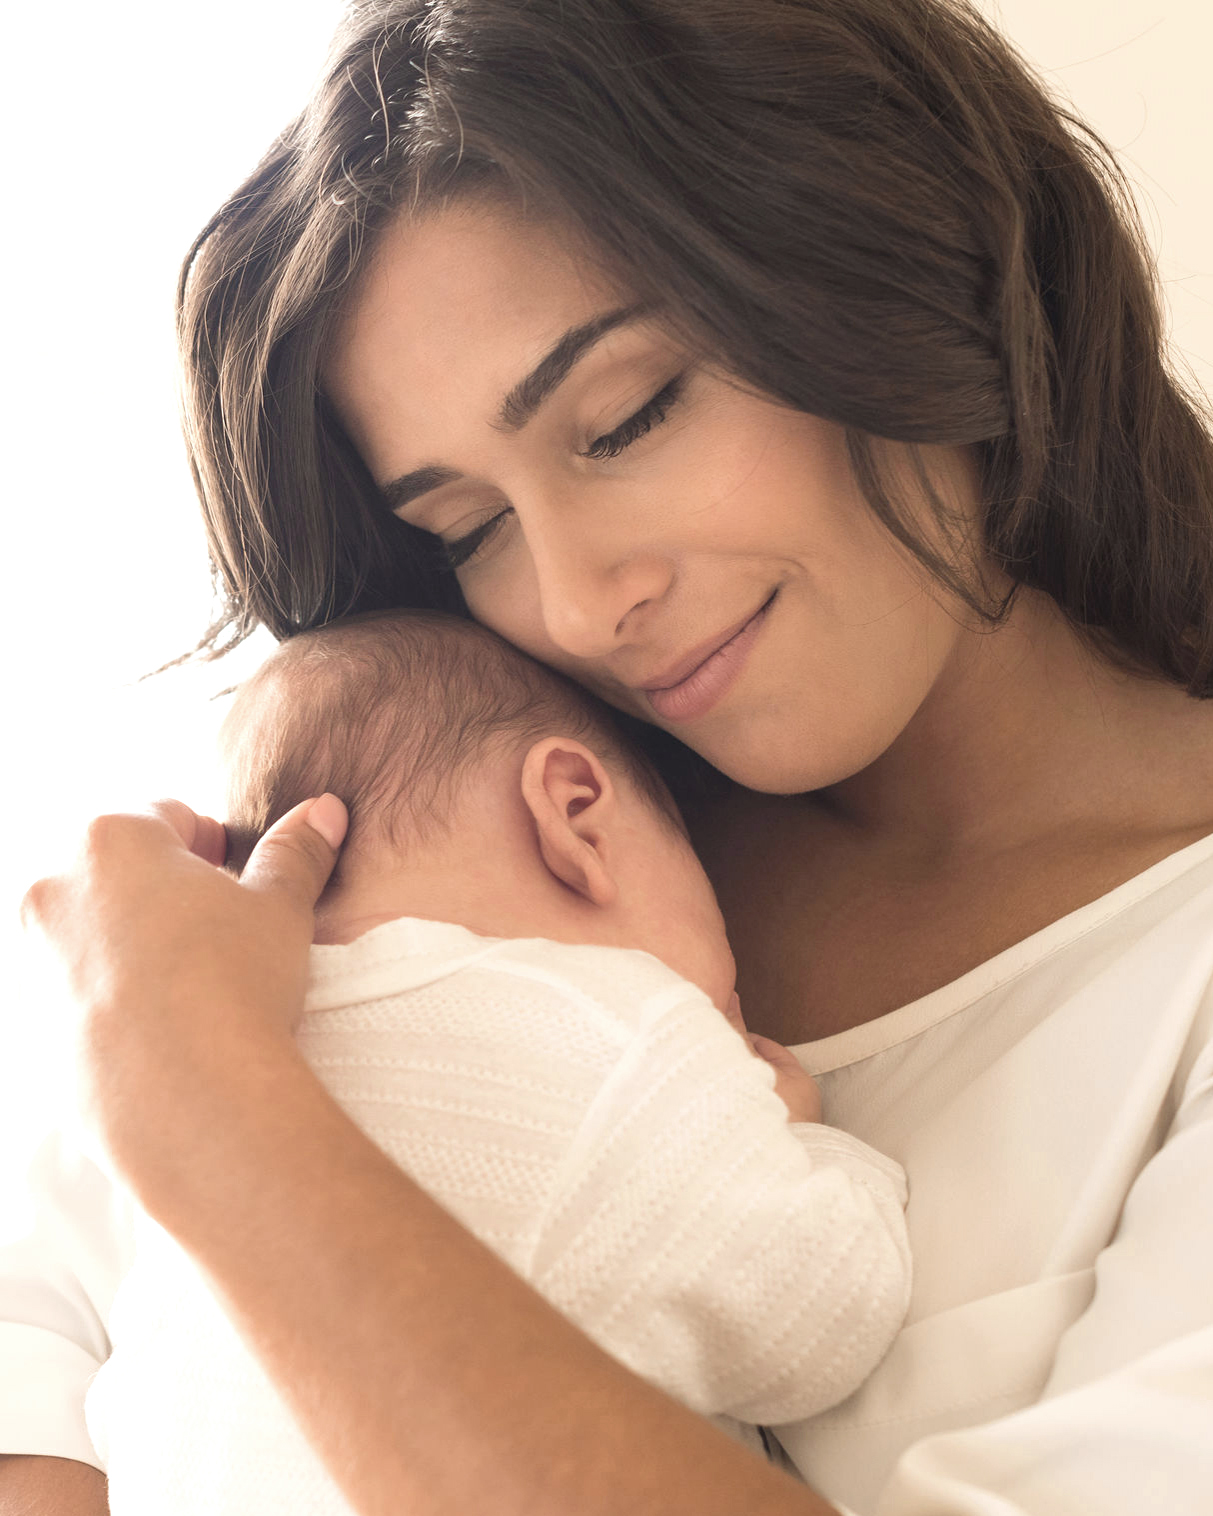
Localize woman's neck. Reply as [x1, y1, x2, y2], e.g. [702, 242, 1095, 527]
[693, 589, 1213, 1042]
[817, 586, 1213, 858]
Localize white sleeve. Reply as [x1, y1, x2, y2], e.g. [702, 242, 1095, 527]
[868, 1033, 1213, 1515]
[0, 1128, 135, 1466]
[526, 987, 911, 1425]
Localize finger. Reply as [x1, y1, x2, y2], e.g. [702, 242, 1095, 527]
[137, 802, 228, 867]
[722, 990, 748, 1036]
[19, 872, 63, 939]
[239, 794, 348, 915]
[747, 1032, 805, 1073]
[140, 797, 210, 850]
[191, 812, 229, 868]
[22, 805, 194, 938]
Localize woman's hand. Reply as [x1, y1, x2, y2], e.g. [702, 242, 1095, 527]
[19, 794, 347, 1195]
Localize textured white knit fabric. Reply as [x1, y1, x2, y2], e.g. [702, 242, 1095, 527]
[85, 918, 909, 1516]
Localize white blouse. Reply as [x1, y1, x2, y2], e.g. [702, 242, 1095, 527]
[774, 829, 1213, 1514]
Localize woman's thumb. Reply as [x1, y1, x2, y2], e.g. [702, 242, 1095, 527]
[239, 794, 348, 911]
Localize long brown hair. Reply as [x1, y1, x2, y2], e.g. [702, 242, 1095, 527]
[179, 0, 1213, 700]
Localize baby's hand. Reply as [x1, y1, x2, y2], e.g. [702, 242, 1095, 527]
[723, 992, 822, 1124]
[749, 1034, 823, 1125]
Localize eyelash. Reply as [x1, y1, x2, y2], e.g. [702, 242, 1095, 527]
[442, 373, 686, 570]
[580, 372, 686, 461]
[444, 512, 509, 570]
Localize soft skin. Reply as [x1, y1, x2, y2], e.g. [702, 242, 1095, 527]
[17, 202, 1213, 1516]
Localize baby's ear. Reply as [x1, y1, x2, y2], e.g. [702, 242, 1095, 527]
[519, 738, 618, 906]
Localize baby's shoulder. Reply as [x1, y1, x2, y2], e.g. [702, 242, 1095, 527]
[480, 936, 716, 1035]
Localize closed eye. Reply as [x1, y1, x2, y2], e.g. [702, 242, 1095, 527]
[580, 373, 686, 462]
[443, 508, 512, 570]
[443, 371, 687, 569]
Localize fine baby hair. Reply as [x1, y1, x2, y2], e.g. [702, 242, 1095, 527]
[220, 607, 683, 869]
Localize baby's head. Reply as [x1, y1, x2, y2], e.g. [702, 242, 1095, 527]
[221, 609, 734, 1008]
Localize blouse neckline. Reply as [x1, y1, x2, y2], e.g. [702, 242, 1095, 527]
[791, 826, 1213, 1073]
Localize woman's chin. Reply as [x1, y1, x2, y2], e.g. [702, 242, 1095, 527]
[686, 712, 892, 796]
[691, 741, 832, 797]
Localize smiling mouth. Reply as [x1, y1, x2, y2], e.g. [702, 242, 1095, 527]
[641, 592, 776, 724]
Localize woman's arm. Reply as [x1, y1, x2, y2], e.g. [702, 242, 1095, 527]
[0, 1455, 108, 1514]
[22, 800, 841, 1516]
[139, 1020, 839, 1516]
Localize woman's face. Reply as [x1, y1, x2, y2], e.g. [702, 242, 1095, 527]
[325, 200, 976, 793]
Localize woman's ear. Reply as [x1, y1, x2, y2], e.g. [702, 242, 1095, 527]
[519, 738, 618, 906]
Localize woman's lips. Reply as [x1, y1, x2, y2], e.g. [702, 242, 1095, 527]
[643, 594, 774, 723]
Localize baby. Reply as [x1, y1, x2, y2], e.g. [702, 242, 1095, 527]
[86, 608, 910, 1514]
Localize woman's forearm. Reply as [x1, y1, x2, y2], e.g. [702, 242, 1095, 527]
[127, 1027, 839, 1516]
[0, 1455, 108, 1514]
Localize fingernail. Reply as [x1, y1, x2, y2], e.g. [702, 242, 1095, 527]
[306, 793, 348, 849]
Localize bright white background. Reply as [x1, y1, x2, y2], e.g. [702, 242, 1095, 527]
[2, 2, 1210, 1185]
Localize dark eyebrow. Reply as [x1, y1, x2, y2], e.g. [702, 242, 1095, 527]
[381, 464, 463, 515]
[379, 302, 651, 516]
[496, 302, 649, 431]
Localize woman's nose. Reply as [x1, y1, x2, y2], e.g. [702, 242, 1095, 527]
[527, 514, 673, 661]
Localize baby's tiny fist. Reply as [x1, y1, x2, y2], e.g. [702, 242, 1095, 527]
[749, 1034, 823, 1125]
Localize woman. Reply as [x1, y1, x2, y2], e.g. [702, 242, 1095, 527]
[6, 0, 1213, 1511]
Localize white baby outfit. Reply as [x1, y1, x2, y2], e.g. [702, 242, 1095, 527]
[82, 920, 910, 1515]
